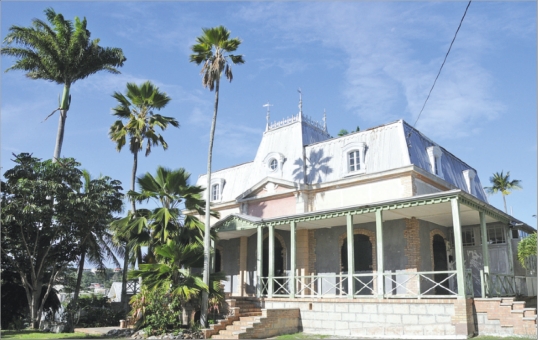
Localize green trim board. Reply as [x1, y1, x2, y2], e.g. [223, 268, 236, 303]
[212, 189, 524, 233]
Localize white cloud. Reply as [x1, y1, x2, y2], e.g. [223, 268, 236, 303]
[236, 2, 528, 141]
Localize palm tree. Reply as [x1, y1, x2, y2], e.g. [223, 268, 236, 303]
[484, 171, 522, 213]
[68, 170, 123, 331]
[190, 25, 244, 327]
[109, 81, 178, 309]
[1, 8, 126, 162]
[129, 166, 213, 252]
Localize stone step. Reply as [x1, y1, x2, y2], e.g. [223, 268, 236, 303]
[523, 309, 537, 317]
[233, 320, 260, 327]
[216, 329, 245, 337]
[239, 308, 262, 313]
[512, 301, 526, 310]
[239, 312, 262, 321]
[522, 316, 537, 322]
[212, 334, 240, 340]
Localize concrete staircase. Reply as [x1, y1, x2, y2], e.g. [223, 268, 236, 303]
[203, 297, 301, 339]
[475, 297, 537, 337]
[202, 298, 262, 339]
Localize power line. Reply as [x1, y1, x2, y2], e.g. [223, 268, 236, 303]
[411, 0, 472, 130]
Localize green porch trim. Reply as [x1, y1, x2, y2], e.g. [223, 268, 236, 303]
[213, 191, 514, 234]
[214, 215, 259, 232]
[458, 196, 510, 223]
[266, 195, 459, 227]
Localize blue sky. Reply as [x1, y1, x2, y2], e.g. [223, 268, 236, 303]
[1, 1, 536, 231]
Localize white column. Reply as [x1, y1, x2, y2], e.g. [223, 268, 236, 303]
[479, 212, 489, 298]
[346, 214, 355, 298]
[268, 225, 275, 298]
[376, 209, 384, 297]
[290, 221, 296, 298]
[506, 227, 514, 275]
[257, 225, 263, 297]
[210, 239, 215, 273]
[451, 198, 467, 298]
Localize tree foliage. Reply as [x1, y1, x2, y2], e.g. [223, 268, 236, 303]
[517, 233, 537, 269]
[1, 8, 126, 160]
[109, 81, 179, 309]
[483, 171, 522, 213]
[1, 153, 82, 328]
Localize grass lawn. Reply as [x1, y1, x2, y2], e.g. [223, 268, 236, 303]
[275, 333, 537, 340]
[0, 330, 102, 339]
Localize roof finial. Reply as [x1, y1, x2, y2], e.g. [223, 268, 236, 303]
[323, 109, 327, 132]
[263, 102, 273, 131]
[298, 88, 303, 120]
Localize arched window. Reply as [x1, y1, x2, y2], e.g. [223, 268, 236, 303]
[342, 141, 366, 176]
[348, 151, 360, 172]
[269, 158, 278, 171]
[211, 183, 220, 201]
[209, 178, 225, 202]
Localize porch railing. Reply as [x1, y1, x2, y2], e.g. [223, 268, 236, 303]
[260, 270, 464, 298]
[481, 271, 537, 297]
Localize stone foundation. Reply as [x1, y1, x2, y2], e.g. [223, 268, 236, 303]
[260, 298, 473, 339]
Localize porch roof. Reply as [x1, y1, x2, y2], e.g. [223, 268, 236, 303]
[213, 189, 532, 239]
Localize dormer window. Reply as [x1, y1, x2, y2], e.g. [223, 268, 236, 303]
[263, 152, 285, 176]
[209, 178, 225, 202]
[426, 146, 443, 178]
[269, 158, 278, 171]
[463, 169, 476, 195]
[348, 151, 360, 172]
[211, 183, 220, 201]
[342, 141, 366, 176]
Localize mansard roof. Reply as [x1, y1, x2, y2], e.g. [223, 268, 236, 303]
[196, 117, 487, 203]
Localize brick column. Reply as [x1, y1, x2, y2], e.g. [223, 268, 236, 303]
[404, 217, 421, 295]
[451, 299, 476, 336]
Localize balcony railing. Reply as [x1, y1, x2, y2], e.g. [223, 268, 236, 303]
[260, 270, 467, 299]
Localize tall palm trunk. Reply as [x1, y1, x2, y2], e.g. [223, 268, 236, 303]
[73, 249, 86, 306]
[121, 151, 138, 311]
[503, 195, 508, 214]
[201, 77, 220, 328]
[53, 84, 71, 162]
[64, 249, 86, 332]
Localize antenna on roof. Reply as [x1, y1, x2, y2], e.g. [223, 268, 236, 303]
[298, 88, 303, 119]
[263, 102, 273, 131]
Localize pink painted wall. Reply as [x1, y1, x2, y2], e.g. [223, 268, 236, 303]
[248, 195, 296, 218]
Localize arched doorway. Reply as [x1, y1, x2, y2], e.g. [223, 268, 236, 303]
[341, 234, 373, 272]
[432, 234, 450, 294]
[341, 234, 373, 295]
[262, 236, 285, 294]
[214, 248, 222, 273]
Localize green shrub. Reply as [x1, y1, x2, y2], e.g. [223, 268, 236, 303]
[64, 294, 125, 328]
[130, 288, 182, 335]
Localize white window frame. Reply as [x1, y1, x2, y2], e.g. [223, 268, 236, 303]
[208, 178, 225, 203]
[427, 146, 443, 178]
[269, 158, 278, 171]
[342, 141, 366, 176]
[462, 169, 476, 195]
[263, 152, 285, 176]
